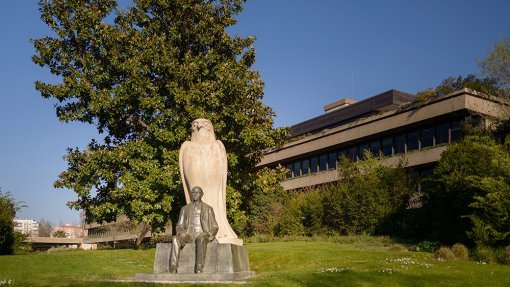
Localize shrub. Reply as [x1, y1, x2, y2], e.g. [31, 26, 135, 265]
[300, 189, 324, 236]
[0, 190, 23, 255]
[248, 167, 287, 236]
[421, 135, 510, 245]
[278, 193, 306, 236]
[416, 241, 440, 252]
[322, 154, 413, 236]
[497, 245, 510, 265]
[473, 246, 497, 263]
[147, 234, 172, 248]
[435, 247, 455, 260]
[451, 243, 469, 259]
[278, 188, 325, 236]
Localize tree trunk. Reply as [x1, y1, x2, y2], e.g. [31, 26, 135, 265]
[135, 223, 150, 249]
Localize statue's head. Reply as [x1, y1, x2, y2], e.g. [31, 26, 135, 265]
[190, 186, 204, 202]
[191, 119, 216, 143]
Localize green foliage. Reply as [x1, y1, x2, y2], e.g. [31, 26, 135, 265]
[0, 190, 23, 255]
[415, 74, 503, 103]
[498, 245, 510, 264]
[248, 166, 287, 236]
[480, 36, 510, 97]
[466, 177, 510, 246]
[422, 135, 510, 245]
[473, 245, 497, 263]
[416, 241, 440, 253]
[322, 154, 413, 235]
[13, 232, 31, 254]
[52, 230, 67, 238]
[32, 0, 289, 233]
[273, 153, 413, 237]
[278, 192, 306, 236]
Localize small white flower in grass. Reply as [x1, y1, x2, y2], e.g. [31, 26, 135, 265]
[315, 267, 355, 274]
[385, 257, 416, 265]
[0, 279, 13, 286]
[381, 267, 397, 274]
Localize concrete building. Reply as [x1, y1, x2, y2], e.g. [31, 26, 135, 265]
[13, 219, 39, 237]
[258, 89, 508, 190]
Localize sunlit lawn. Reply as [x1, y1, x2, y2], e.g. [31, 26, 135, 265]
[1, 238, 509, 286]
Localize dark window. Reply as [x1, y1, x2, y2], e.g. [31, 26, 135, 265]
[328, 152, 337, 170]
[310, 157, 318, 173]
[382, 137, 393, 156]
[407, 131, 419, 151]
[435, 123, 449, 145]
[370, 140, 380, 157]
[359, 144, 369, 159]
[420, 127, 434, 148]
[293, 161, 301, 177]
[338, 149, 348, 161]
[302, 159, 310, 175]
[348, 146, 358, 162]
[394, 134, 406, 154]
[286, 163, 293, 178]
[319, 154, 328, 171]
[450, 120, 462, 142]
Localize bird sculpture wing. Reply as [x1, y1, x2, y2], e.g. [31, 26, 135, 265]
[179, 141, 191, 204]
[216, 139, 228, 217]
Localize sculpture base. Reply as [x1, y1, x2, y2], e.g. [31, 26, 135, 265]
[150, 242, 253, 276]
[217, 237, 243, 245]
[135, 271, 255, 282]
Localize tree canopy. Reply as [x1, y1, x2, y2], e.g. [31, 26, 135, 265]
[32, 0, 288, 235]
[415, 74, 503, 103]
[480, 36, 510, 97]
[0, 190, 23, 255]
[422, 135, 510, 245]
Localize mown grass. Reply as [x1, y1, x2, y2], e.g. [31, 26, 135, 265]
[1, 237, 509, 286]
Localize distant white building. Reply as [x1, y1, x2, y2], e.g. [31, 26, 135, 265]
[14, 219, 39, 237]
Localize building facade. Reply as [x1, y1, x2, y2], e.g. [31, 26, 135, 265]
[258, 89, 507, 190]
[13, 219, 39, 237]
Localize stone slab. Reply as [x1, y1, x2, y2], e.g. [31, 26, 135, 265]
[153, 242, 252, 274]
[217, 237, 243, 245]
[135, 271, 256, 282]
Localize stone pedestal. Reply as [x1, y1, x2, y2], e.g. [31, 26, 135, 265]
[135, 242, 255, 282]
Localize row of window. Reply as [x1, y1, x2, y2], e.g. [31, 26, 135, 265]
[284, 119, 463, 179]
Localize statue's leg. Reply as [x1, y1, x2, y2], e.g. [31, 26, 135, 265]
[194, 235, 209, 273]
[169, 234, 188, 272]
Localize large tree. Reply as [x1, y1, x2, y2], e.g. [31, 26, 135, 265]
[0, 190, 22, 255]
[33, 0, 288, 241]
[480, 36, 510, 98]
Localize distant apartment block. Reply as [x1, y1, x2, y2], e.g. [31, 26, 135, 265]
[258, 89, 507, 190]
[14, 219, 39, 237]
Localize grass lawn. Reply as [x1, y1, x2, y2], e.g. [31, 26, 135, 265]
[0, 237, 509, 286]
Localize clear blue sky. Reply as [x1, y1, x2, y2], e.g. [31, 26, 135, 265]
[1, 0, 509, 225]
